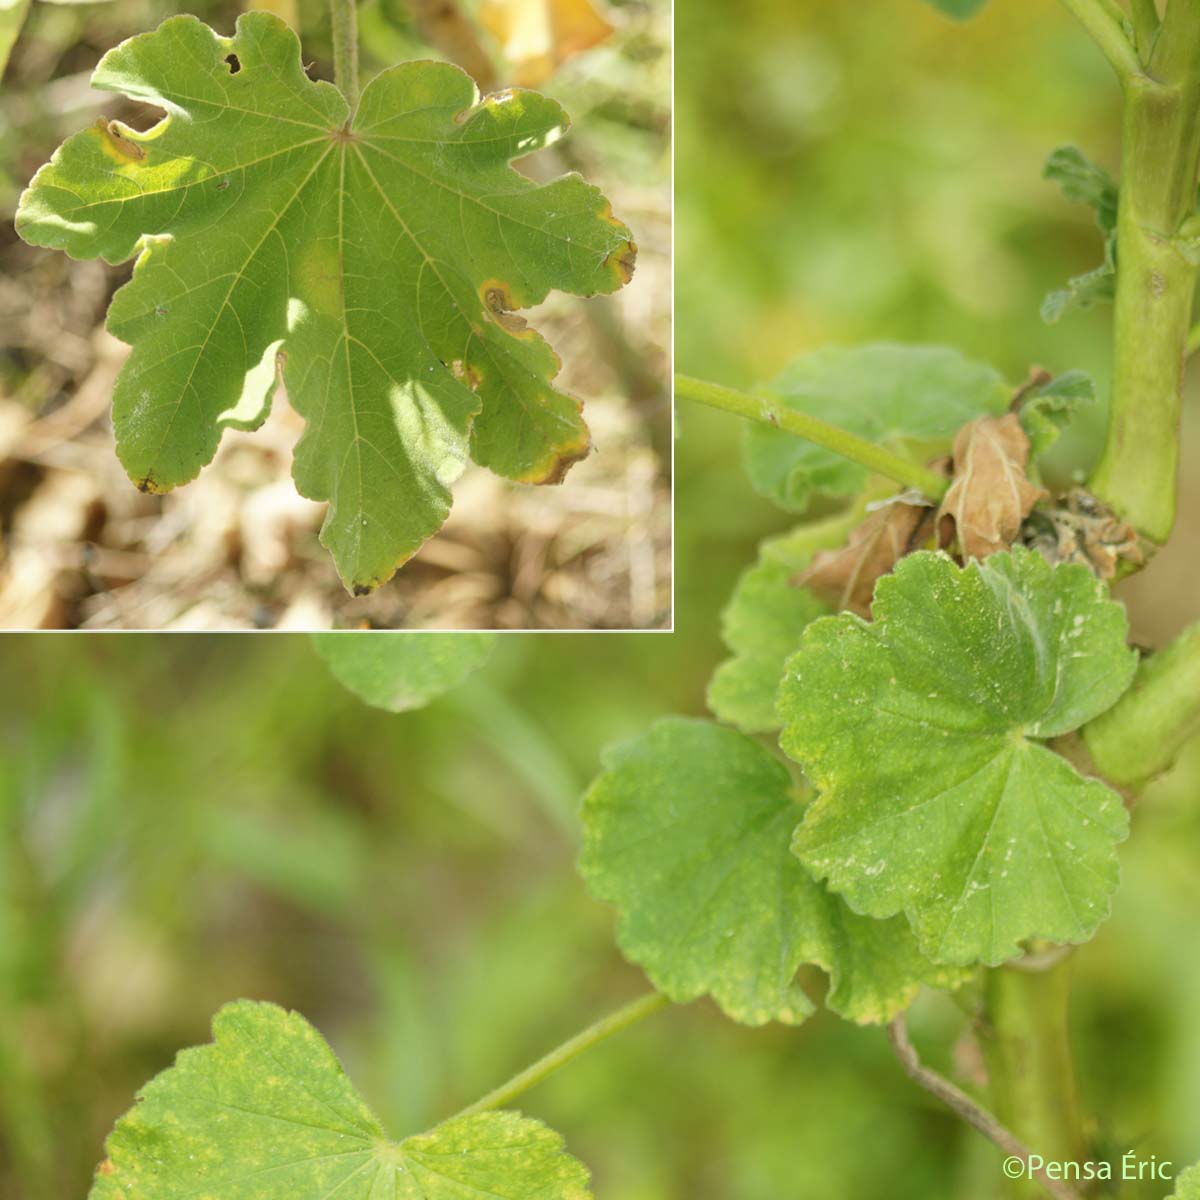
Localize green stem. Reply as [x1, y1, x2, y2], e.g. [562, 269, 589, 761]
[981, 960, 1087, 1200]
[1058, 0, 1143, 79]
[1083, 621, 1200, 786]
[1089, 0, 1200, 542]
[330, 0, 359, 110]
[453, 991, 669, 1118]
[675, 373, 950, 501]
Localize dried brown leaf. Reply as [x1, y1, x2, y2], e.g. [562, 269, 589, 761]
[938, 413, 1047, 560]
[798, 494, 936, 618]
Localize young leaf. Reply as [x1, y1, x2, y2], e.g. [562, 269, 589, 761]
[90, 1000, 592, 1199]
[937, 414, 1046, 559]
[313, 631, 496, 711]
[707, 513, 861, 734]
[1042, 146, 1118, 324]
[742, 345, 1009, 512]
[921, 0, 988, 17]
[1017, 369, 1096, 458]
[780, 548, 1138, 967]
[16, 13, 634, 593]
[580, 719, 966, 1027]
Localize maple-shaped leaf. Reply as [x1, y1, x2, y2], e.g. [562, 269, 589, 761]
[938, 414, 1047, 559]
[91, 1000, 592, 1200]
[801, 490, 939, 617]
[707, 513, 861, 734]
[16, 13, 634, 593]
[313, 631, 496, 710]
[742, 345, 1009, 513]
[580, 718, 967, 1026]
[780, 548, 1138, 967]
[1042, 145, 1118, 324]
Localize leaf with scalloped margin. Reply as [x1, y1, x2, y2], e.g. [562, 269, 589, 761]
[16, 13, 633, 593]
[313, 631, 496, 711]
[706, 514, 859, 734]
[90, 999, 591, 1200]
[742, 345, 1009, 513]
[580, 718, 968, 1026]
[781, 548, 1138, 967]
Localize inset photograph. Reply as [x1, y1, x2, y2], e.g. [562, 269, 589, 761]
[0, 0, 670, 629]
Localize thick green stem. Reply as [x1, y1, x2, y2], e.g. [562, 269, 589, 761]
[982, 960, 1086, 1200]
[1090, 0, 1200, 542]
[330, 0, 359, 110]
[1084, 621, 1200, 786]
[675, 373, 950, 501]
[452, 991, 668, 1118]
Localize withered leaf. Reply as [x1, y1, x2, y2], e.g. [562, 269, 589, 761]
[938, 414, 1047, 560]
[798, 493, 936, 619]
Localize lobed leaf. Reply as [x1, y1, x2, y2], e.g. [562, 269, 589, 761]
[16, 13, 634, 593]
[706, 514, 860, 734]
[742, 345, 1008, 512]
[580, 718, 966, 1027]
[90, 1000, 592, 1199]
[781, 548, 1138, 967]
[313, 631, 496, 711]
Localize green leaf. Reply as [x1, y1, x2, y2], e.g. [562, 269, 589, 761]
[1042, 146, 1118, 324]
[742, 345, 1009, 512]
[16, 13, 633, 593]
[90, 1000, 591, 1199]
[781, 548, 1138, 967]
[707, 514, 859, 734]
[313, 631, 496, 711]
[1018, 369, 1097, 458]
[922, 0, 988, 17]
[1171, 1165, 1200, 1199]
[580, 718, 967, 1027]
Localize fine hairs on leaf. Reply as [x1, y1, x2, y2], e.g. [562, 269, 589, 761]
[580, 718, 966, 1027]
[90, 1000, 593, 1200]
[16, 12, 634, 593]
[780, 548, 1138, 967]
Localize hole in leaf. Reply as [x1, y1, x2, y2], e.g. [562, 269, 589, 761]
[225, 53, 241, 74]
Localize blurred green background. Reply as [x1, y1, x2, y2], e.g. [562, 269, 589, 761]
[3, 1, 1200, 1198]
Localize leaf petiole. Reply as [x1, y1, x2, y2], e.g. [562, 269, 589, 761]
[675, 373, 951, 501]
[451, 990, 670, 1119]
[330, 0, 359, 109]
[888, 1015, 1083, 1200]
[1057, 0, 1142, 81]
